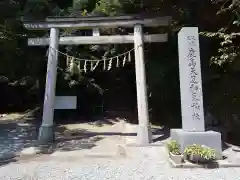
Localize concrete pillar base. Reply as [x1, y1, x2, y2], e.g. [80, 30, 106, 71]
[137, 124, 152, 145]
[38, 125, 55, 144]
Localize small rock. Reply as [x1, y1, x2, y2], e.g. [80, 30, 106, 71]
[20, 147, 40, 156]
[116, 145, 127, 157]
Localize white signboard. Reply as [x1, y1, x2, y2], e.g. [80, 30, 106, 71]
[54, 96, 77, 109]
[178, 27, 205, 132]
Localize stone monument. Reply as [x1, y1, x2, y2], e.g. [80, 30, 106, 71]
[170, 27, 222, 158]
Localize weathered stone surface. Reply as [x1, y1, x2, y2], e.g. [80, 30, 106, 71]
[170, 129, 222, 159]
[178, 27, 205, 132]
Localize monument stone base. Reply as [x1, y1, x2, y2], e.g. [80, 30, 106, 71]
[170, 129, 222, 159]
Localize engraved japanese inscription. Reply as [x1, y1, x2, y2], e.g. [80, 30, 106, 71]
[187, 36, 201, 121]
[178, 27, 205, 131]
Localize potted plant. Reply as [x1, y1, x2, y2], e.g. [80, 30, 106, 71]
[184, 144, 216, 164]
[167, 140, 184, 164]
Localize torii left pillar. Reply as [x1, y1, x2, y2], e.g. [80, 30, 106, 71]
[134, 24, 152, 145]
[38, 28, 59, 143]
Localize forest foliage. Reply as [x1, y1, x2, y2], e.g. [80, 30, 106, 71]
[1, 0, 240, 138]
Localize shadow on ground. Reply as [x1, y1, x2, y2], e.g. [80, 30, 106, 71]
[152, 126, 170, 143]
[1, 110, 238, 167]
[0, 114, 170, 164]
[0, 158, 17, 167]
[0, 116, 105, 166]
[60, 126, 168, 137]
[0, 120, 37, 154]
[0, 119, 105, 155]
[0, 118, 37, 167]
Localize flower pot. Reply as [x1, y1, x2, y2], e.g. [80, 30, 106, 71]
[169, 152, 184, 164]
[187, 154, 214, 164]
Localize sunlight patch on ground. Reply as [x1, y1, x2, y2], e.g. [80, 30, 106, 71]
[0, 108, 38, 122]
[59, 121, 164, 142]
[0, 113, 26, 121]
[60, 119, 125, 133]
[150, 124, 163, 129]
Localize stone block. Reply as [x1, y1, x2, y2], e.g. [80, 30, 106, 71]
[170, 129, 222, 159]
[178, 27, 205, 132]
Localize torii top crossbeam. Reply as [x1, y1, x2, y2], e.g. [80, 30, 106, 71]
[23, 15, 171, 46]
[23, 14, 171, 29]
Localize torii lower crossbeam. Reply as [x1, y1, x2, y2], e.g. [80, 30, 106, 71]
[28, 34, 168, 46]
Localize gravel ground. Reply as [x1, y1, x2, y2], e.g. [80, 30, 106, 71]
[0, 156, 240, 180]
[0, 117, 240, 180]
[0, 146, 240, 180]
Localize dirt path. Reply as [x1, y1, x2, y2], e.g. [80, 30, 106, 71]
[0, 112, 167, 162]
[0, 113, 37, 158]
[0, 113, 132, 159]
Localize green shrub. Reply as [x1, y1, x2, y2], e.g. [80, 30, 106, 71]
[184, 144, 216, 160]
[167, 140, 181, 155]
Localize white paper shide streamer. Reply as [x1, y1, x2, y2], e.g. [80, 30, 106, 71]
[90, 61, 94, 71]
[64, 48, 134, 74]
[92, 61, 99, 71]
[128, 51, 131, 62]
[77, 61, 81, 72]
[116, 56, 119, 67]
[122, 55, 126, 67]
[103, 59, 106, 70]
[84, 60, 87, 73]
[108, 58, 113, 71]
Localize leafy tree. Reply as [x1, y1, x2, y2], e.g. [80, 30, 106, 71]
[1, 0, 240, 141]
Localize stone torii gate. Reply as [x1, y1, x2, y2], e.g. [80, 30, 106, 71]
[23, 15, 171, 144]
